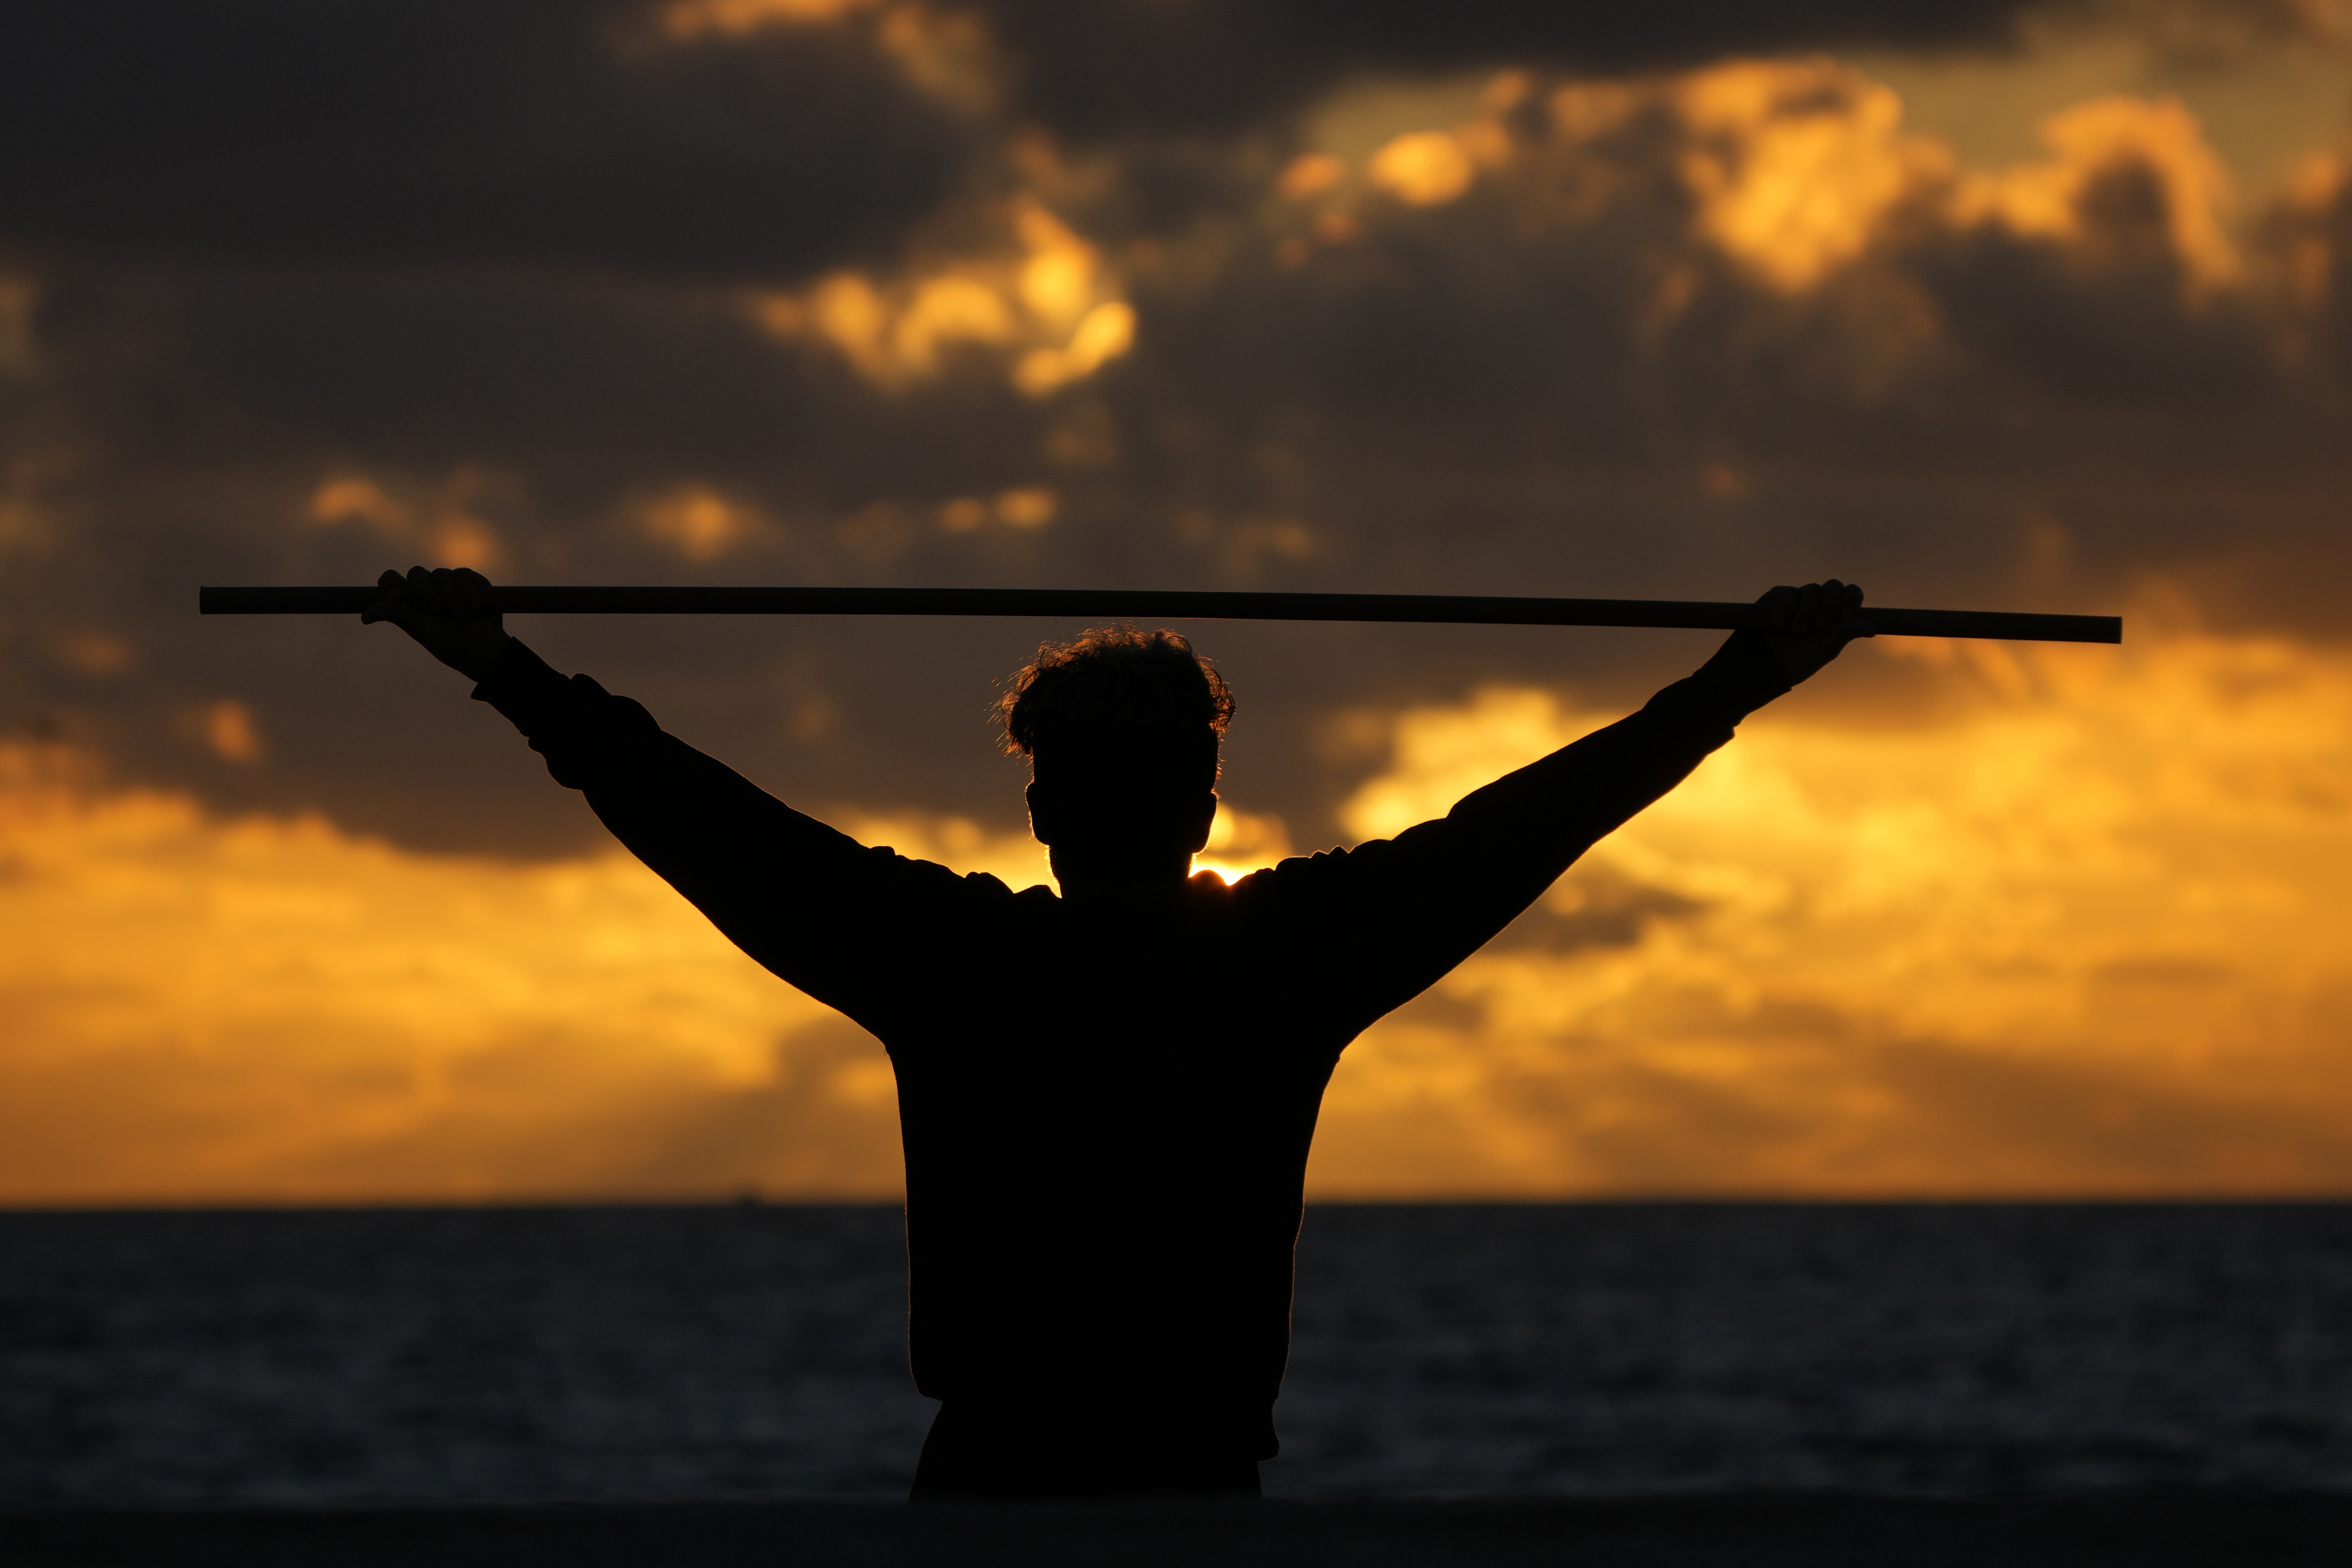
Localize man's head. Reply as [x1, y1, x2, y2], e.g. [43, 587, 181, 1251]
[999, 627, 1235, 895]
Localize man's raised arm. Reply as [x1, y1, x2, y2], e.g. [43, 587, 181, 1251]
[1279, 582, 1872, 1026]
[361, 566, 959, 1019]
[1447, 580, 1871, 865]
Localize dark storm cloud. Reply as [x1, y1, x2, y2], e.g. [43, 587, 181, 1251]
[972, 0, 2345, 145]
[0, 264, 1048, 854]
[0, 1, 967, 282]
[979, 0, 2042, 140]
[1, 0, 2278, 277]
[6, 2, 2351, 870]
[1073, 82, 2338, 637]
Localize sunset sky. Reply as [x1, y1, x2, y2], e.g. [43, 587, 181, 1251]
[5, 0, 2352, 1201]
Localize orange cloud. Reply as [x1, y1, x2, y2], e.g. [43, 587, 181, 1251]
[12, 628, 2352, 1202]
[1305, 627, 2352, 1196]
[638, 483, 763, 562]
[305, 469, 508, 571]
[1956, 94, 2240, 291]
[1674, 59, 1953, 291]
[0, 746, 887, 1202]
[202, 701, 263, 764]
[752, 201, 1134, 397]
[1368, 130, 1478, 207]
[1278, 152, 1347, 201]
[1312, 57, 2253, 311]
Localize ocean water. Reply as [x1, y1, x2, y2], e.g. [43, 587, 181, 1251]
[2, 1204, 2348, 1506]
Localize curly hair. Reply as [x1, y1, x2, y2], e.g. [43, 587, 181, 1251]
[997, 627, 1235, 787]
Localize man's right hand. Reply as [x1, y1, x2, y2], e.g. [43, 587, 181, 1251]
[362, 566, 515, 683]
[1753, 579, 1872, 688]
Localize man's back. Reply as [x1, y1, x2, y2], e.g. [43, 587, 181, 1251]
[894, 872, 1333, 1457]
[367, 563, 1870, 1495]
[468, 629, 1790, 1460]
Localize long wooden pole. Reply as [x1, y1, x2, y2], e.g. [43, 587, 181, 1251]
[198, 585, 2121, 643]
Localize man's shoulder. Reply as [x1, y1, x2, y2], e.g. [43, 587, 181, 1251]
[1218, 826, 1463, 920]
[854, 843, 1034, 904]
[1222, 842, 1374, 898]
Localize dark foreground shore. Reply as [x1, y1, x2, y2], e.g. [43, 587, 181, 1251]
[13, 1494, 2351, 1567]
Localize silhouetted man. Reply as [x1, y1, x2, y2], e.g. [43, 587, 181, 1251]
[366, 567, 1870, 1500]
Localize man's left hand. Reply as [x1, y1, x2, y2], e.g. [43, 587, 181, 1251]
[1756, 580, 1873, 686]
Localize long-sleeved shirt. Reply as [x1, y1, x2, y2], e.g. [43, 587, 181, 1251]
[472, 635, 1789, 1460]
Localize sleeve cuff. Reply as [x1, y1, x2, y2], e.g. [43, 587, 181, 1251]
[470, 638, 574, 737]
[1655, 630, 1793, 730]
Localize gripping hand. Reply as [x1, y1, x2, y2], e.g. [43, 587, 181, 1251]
[361, 566, 514, 683]
[1755, 580, 1873, 687]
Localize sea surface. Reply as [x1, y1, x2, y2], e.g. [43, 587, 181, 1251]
[3, 1204, 2349, 1505]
